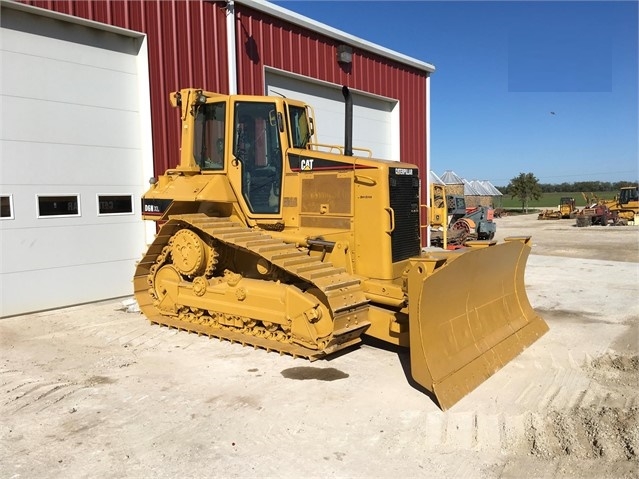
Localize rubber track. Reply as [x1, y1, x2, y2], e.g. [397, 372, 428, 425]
[133, 213, 370, 358]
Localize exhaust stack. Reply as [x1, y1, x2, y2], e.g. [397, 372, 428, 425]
[342, 86, 353, 157]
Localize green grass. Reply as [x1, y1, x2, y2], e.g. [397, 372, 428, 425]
[498, 191, 615, 209]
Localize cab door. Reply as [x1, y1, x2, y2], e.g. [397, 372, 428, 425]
[230, 99, 286, 216]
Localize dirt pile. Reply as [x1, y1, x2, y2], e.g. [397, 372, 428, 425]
[590, 353, 639, 374]
[522, 406, 638, 460]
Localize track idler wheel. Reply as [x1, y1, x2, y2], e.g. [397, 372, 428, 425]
[152, 265, 181, 312]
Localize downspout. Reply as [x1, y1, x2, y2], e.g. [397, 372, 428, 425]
[226, 1, 237, 94]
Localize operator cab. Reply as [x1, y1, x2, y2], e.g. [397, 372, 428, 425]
[179, 89, 315, 218]
[619, 187, 638, 204]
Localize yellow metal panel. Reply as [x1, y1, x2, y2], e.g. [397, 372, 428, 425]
[300, 216, 352, 230]
[301, 174, 352, 214]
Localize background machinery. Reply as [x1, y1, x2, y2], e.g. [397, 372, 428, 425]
[559, 197, 578, 218]
[577, 187, 638, 226]
[429, 184, 496, 248]
[134, 87, 548, 410]
[538, 196, 577, 220]
[607, 186, 638, 224]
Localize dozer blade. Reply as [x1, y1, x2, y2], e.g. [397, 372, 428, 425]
[407, 237, 548, 410]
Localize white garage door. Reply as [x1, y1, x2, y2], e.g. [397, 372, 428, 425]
[0, 4, 152, 317]
[265, 70, 399, 161]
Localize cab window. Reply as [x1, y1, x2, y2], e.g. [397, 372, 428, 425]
[233, 102, 283, 214]
[194, 102, 226, 170]
[288, 105, 310, 149]
[620, 188, 638, 204]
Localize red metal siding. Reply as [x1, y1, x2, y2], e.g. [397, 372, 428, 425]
[24, 0, 229, 174]
[235, 5, 428, 176]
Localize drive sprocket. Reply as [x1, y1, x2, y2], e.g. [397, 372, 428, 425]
[168, 228, 217, 277]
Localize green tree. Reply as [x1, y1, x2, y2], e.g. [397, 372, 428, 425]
[508, 172, 542, 213]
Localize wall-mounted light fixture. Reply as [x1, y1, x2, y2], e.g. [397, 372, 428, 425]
[336, 44, 353, 64]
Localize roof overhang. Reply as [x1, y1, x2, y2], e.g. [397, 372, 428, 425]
[234, 0, 436, 74]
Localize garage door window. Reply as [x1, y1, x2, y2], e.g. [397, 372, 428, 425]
[37, 195, 80, 217]
[1, 195, 14, 219]
[97, 195, 134, 215]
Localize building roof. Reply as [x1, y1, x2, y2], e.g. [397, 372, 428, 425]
[430, 171, 444, 185]
[440, 170, 465, 185]
[479, 180, 503, 196]
[469, 180, 491, 196]
[464, 179, 504, 196]
[239, 0, 435, 74]
[438, 168, 503, 196]
[463, 179, 481, 196]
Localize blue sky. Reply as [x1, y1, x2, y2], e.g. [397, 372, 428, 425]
[273, 1, 638, 185]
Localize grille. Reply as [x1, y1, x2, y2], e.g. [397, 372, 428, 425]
[389, 170, 421, 262]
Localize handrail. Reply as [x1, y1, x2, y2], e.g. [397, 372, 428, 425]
[307, 143, 373, 157]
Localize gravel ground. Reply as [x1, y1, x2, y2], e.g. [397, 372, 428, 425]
[1, 213, 638, 478]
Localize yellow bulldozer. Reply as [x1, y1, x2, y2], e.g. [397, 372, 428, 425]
[134, 87, 548, 410]
[580, 187, 638, 225]
[607, 186, 638, 223]
[559, 197, 578, 218]
[538, 197, 577, 220]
